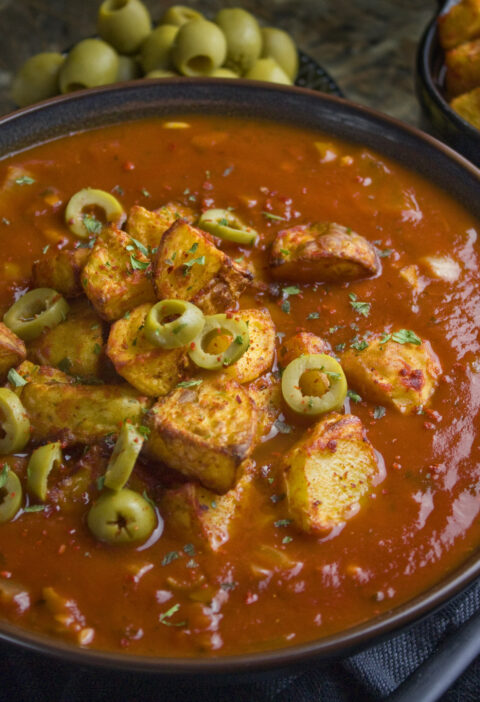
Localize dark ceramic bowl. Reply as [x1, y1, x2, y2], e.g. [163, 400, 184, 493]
[0, 79, 480, 679]
[416, 0, 480, 166]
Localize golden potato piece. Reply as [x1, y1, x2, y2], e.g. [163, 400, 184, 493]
[216, 308, 275, 384]
[283, 412, 380, 534]
[438, 0, 480, 50]
[32, 247, 90, 298]
[278, 331, 331, 369]
[341, 333, 442, 414]
[127, 203, 195, 250]
[0, 322, 26, 381]
[450, 86, 480, 129]
[107, 303, 188, 397]
[270, 222, 379, 282]
[6, 361, 73, 396]
[154, 220, 251, 314]
[146, 379, 258, 493]
[82, 226, 155, 321]
[161, 461, 258, 551]
[22, 382, 150, 445]
[28, 299, 104, 379]
[247, 375, 282, 440]
[445, 38, 480, 97]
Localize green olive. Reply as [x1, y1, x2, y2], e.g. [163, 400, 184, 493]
[59, 39, 119, 94]
[0, 388, 30, 454]
[281, 354, 347, 415]
[245, 57, 291, 85]
[65, 187, 125, 239]
[4, 288, 69, 342]
[261, 27, 298, 81]
[161, 5, 204, 26]
[87, 488, 156, 544]
[0, 467, 22, 523]
[139, 24, 179, 73]
[198, 208, 257, 245]
[115, 55, 142, 82]
[144, 69, 177, 78]
[214, 8, 262, 74]
[104, 423, 144, 491]
[27, 442, 62, 502]
[11, 53, 64, 108]
[144, 299, 205, 349]
[208, 68, 239, 78]
[98, 0, 152, 54]
[172, 19, 227, 76]
[188, 313, 249, 370]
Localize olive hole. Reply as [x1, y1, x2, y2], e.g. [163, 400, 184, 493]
[299, 370, 330, 398]
[187, 56, 214, 74]
[203, 330, 233, 355]
[19, 299, 49, 322]
[0, 487, 7, 505]
[105, 0, 129, 10]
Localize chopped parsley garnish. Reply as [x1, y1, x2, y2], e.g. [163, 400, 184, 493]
[176, 379, 203, 388]
[7, 368, 27, 387]
[137, 425, 151, 439]
[335, 342, 346, 352]
[377, 248, 393, 258]
[161, 551, 180, 566]
[274, 519, 292, 528]
[77, 237, 96, 249]
[347, 389, 362, 403]
[280, 248, 290, 256]
[350, 338, 369, 351]
[234, 335, 244, 345]
[349, 293, 371, 317]
[24, 504, 45, 513]
[130, 236, 149, 257]
[141, 188, 151, 198]
[281, 300, 291, 314]
[83, 214, 102, 235]
[282, 536, 293, 544]
[42, 244, 50, 254]
[392, 329, 422, 345]
[274, 418, 292, 435]
[15, 175, 35, 185]
[220, 581, 238, 591]
[93, 343, 102, 355]
[159, 603, 186, 627]
[283, 285, 300, 297]
[183, 543, 196, 556]
[182, 255, 205, 275]
[374, 406, 386, 419]
[262, 211, 286, 221]
[130, 254, 150, 271]
[96, 475, 105, 491]
[307, 312, 320, 320]
[0, 464, 9, 488]
[188, 242, 199, 254]
[112, 185, 124, 196]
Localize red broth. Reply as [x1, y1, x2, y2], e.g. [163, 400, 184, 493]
[0, 115, 479, 657]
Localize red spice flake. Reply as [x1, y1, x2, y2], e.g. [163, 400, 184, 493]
[235, 395, 242, 404]
[392, 462, 402, 470]
[202, 181, 213, 191]
[0, 571, 12, 579]
[58, 544, 66, 555]
[122, 160, 135, 171]
[245, 592, 258, 605]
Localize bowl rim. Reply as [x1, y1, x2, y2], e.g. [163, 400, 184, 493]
[0, 77, 479, 675]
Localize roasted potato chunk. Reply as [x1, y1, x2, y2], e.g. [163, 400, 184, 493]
[32, 247, 90, 298]
[341, 334, 442, 414]
[107, 303, 188, 396]
[0, 323, 26, 381]
[278, 331, 331, 369]
[216, 308, 275, 384]
[161, 461, 258, 551]
[450, 86, 480, 129]
[154, 220, 251, 314]
[445, 38, 480, 97]
[247, 375, 282, 440]
[283, 413, 380, 534]
[127, 203, 195, 250]
[6, 361, 73, 395]
[438, 0, 480, 50]
[146, 379, 258, 493]
[22, 382, 150, 445]
[28, 300, 104, 379]
[82, 226, 155, 321]
[270, 222, 379, 282]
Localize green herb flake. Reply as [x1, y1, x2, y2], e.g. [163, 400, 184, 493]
[188, 242, 199, 254]
[176, 379, 203, 388]
[281, 299, 291, 314]
[282, 536, 293, 544]
[349, 293, 371, 317]
[130, 236, 149, 257]
[183, 543, 196, 556]
[284, 286, 300, 297]
[335, 343, 346, 352]
[347, 389, 362, 403]
[374, 405, 386, 419]
[379, 332, 392, 345]
[280, 248, 290, 256]
[274, 519, 292, 528]
[137, 425, 151, 439]
[210, 500, 217, 509]
[130, 254, 150, 271]
[0, 464, 9, 489]
[378, 248, 393, 258]
[392, 329, 422, 345]
[24, 504, 45, 513]
[96, 475, 105, 491]
[220, 581, 238, 591]
[182, 255, 205, 275]
[161, 550, 180, 566]
[141, 188, 151, 198]
[262, 211, 286, 222]
[7, 368, 27, 387]
[159, 603, 186, 627]
[42, 244, 50, 254]
[219, 217, 229, 226]
[350, 338, 369, 351]
[83, 214, 103, 236]
[234, 335, 244, 345]
[112, 185, 124, 196]
[93, 343, 102, 355]
[15, 175, 35, 185]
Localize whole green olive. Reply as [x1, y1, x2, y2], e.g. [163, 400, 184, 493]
[87, 488, 157, 544]
[214, 8, 262, 74]
[245, 57, 291, 85]
[59, 39, 119, 94]
[115, 55, 141, 82]
[161, 5, 204, 27]
[139, 24, 179, 73]
[97, 0, 152, 54]
[11, 52, 64, 108]
[261, 27, 298, 81]
[208, 67, 239, 78]
[172, 19, 227, 77]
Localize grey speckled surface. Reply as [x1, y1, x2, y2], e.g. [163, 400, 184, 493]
[0, 1, 437, 124]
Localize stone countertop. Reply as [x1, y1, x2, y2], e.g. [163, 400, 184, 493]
[0, 0, 437, 125]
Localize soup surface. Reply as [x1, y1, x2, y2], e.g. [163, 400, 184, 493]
[0, 116, 479, 657]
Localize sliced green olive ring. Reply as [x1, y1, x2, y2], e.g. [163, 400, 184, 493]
[104, 423, 144, 491]
[3, 288, 69, 342]
[0, 468, 23, 523]
[87, 488, 156, 544]
[281, 354, 348, 415]
[27, 442, 62, 502]
[144, 299, 205, 349]
[65, 187, 125, 239]
[188, 314, 249, 370]
[198, 209, 257, 245]
[0, 388, 31, 454]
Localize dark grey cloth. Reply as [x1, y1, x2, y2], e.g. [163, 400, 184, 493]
[1, 580, 479, 702]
